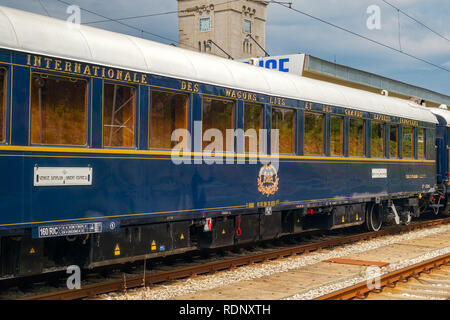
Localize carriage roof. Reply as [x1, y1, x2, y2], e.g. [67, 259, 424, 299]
[0, 5, 438, 124]
[430, 107, 450, 127]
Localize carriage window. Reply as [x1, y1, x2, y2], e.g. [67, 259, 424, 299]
[349, 118, 365, 157]
[417, 128, 425, 160]
[402, 126, 413, 159]
[150, 90, 188, 149]
[304, 112, 323, 155]
[371, 121, 385, 158]
[426, 128, 435, 160]
[31, 73, 87, 146]
[243, 103, 262, 153]
[202, 97, 234, 151]
[271, 107, 295, 154]
[330, 115, 343, 156]
[390, 124, 399, 158]
[103, 83, 136, 148]
[0, 68, 6, 143]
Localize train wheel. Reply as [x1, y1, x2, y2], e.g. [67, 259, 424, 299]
[365, 203, 383, 232]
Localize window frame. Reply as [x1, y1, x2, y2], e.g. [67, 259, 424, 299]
[243, 19, 252, 34]
[0, 66, 7, 144]
[348, 117, 365, 158]
[401, 125, 414, 159]
[303, 111, 324, 156]
[370, 120, 385, 159]
[330, 115, 344, 157]
[389, 124, 399, 159]
[149, 87, 190, 151]
[417, 127, 426, 160]
[271, 105, 296, 155]
[199, 17, 211, 32]
[201, 96, 235, 152]
[30, 71, 89, 147]
[243, 102, 263, 154]
[102, 81, 138, 149]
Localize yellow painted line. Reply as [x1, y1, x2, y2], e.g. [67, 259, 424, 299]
[0, 153, 437, 165]
[0, 145, 436, 163]
[0, 153, 170, 160]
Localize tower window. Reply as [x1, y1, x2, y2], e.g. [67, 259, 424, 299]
[199, 17, 211, 32]
[244, 19, 252, 34]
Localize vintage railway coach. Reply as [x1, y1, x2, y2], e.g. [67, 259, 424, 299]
[0, 6, 440, 277]
[430, 107, 450, 214]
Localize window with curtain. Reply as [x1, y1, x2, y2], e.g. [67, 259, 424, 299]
[271, 107, 295, 154]
[31, 73, 87, 146]
[349, 118, 365, 157]
[150, 90, 189, 149]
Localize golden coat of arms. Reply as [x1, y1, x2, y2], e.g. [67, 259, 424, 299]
[257, 164, 279, 196]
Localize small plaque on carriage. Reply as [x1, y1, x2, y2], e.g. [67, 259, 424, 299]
[372, 168, 387, 179]
[37, 222, 102, 238]
[34, 167, 93, 186]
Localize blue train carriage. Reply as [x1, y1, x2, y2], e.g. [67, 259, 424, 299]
[430, 106, 450, 214]
[0, 6, 439, 277]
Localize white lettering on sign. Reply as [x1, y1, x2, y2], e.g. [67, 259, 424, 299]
[240, 54, 306, 76]
[34, 167, 93, 186]
[372, 168, 387, 179]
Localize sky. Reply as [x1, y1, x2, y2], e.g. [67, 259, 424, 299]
[0, 0, 449, 95]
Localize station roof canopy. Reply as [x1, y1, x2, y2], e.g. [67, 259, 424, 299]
[304, 55, 450, 108]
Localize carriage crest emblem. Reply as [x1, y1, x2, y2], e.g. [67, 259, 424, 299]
[257, 164, 279, 196]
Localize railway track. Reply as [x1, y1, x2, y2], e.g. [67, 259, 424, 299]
[316, 252, 450, 300]
[16, 216, 450, 300]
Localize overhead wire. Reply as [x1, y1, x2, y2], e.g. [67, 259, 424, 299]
[270, 0, 450, 74]
[53, 0, 242, 53]
[381, 0, 450, 45]
[83, 10, 180, 25]
[53, 0, 194, 49]
[37, 0, 51, 17]
[82, 0, 242, 25]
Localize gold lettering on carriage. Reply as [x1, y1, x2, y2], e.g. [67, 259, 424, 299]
[345, 109, 363, 118]
[269, 96, 286, 106]
[322, 105, 332, 113]
[373, 114, 391, 122]
[399, 118, 419, 127]
[26, 54, 148, 84]
[225, 89, 257, 102]
[181, 81, 199, 93]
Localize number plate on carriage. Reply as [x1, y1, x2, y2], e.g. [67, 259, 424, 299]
[36, 222, 102, 238]
[34, 220, 120, 238]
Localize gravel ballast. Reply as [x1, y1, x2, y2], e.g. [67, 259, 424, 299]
[103, 224, 450, 300]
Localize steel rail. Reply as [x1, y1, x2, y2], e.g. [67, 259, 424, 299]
[315, 252, 450, 300]
[21, 217, 450, 300]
